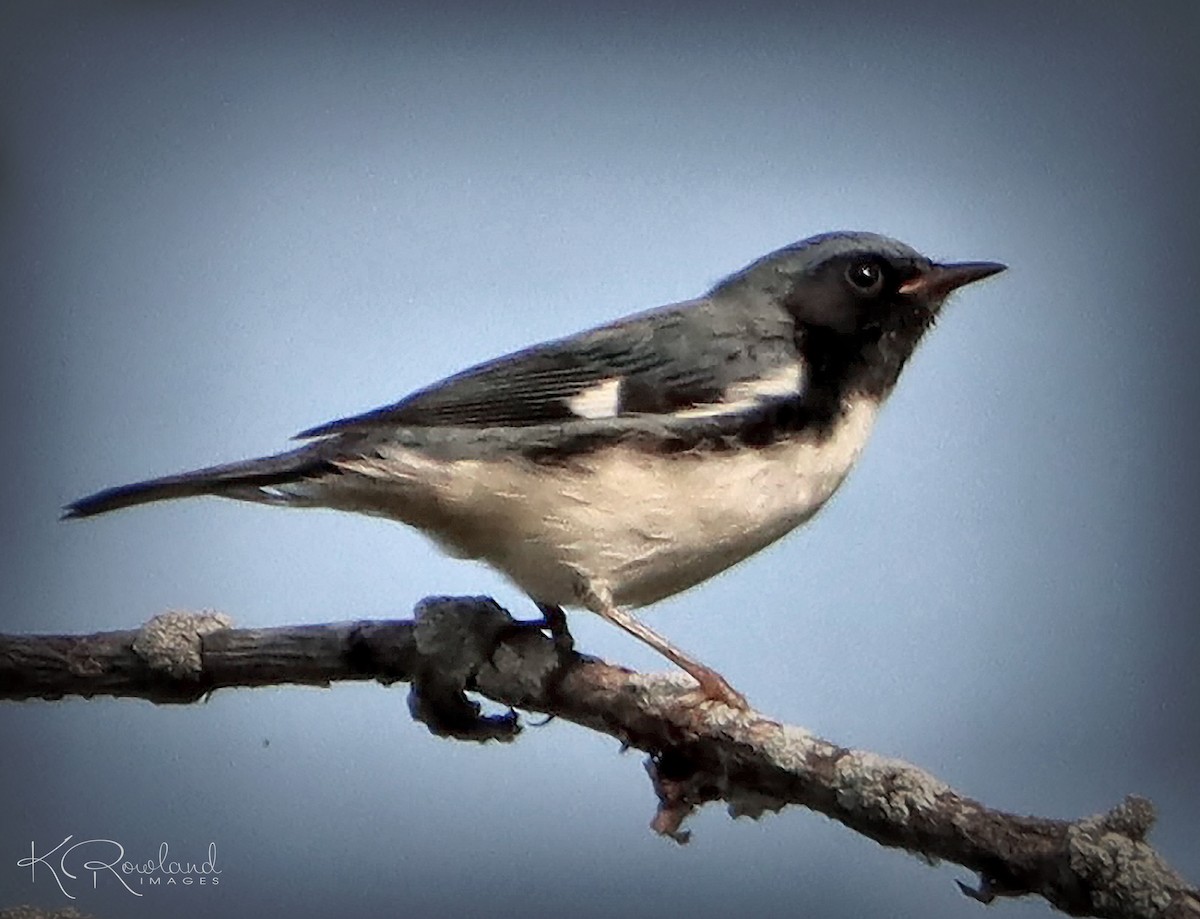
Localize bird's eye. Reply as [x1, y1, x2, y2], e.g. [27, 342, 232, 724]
[845, 261, 884, 295]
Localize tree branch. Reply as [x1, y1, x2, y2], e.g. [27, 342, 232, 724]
[1, 597, 1196, 919]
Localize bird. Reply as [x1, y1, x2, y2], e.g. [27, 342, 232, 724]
[65, 231, 1005, 709]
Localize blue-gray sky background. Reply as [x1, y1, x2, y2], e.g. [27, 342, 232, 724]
[1, 2, 1197, 917]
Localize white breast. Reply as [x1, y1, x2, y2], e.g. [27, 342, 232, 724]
[322, 395, 880, 610]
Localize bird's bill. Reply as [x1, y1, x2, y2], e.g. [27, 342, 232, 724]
[898, 261, 1007, 298]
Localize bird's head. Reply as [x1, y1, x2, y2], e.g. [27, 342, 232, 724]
[713, 231, 1005, 394]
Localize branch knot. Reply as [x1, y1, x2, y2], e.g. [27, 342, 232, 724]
[406, 597, 525, 742]
[131, 610, 233, 679]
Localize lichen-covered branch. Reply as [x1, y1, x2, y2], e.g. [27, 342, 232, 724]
[0, 597, 1196, 919]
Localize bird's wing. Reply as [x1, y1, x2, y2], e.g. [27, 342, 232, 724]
[297, 299, 802, 437]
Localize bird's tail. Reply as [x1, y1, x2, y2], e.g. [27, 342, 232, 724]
[62, 443, 335, 519]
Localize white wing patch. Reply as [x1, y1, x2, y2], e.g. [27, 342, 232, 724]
[674, 361, 804, 419]
[566, 377, 623, 419]
[725, 361, 804, 401]
[565, 362, 802, 421]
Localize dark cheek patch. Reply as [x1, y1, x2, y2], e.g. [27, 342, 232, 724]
[788, 280, 859, 335]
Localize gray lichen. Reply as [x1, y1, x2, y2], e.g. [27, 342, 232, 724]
[131, 610, 234, 678]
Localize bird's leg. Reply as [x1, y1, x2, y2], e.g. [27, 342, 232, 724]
[585, 593, 749, 710]
[535, 602, 575, 653]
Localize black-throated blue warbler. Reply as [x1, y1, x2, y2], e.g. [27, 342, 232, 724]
[66, 231, 1005, 709]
